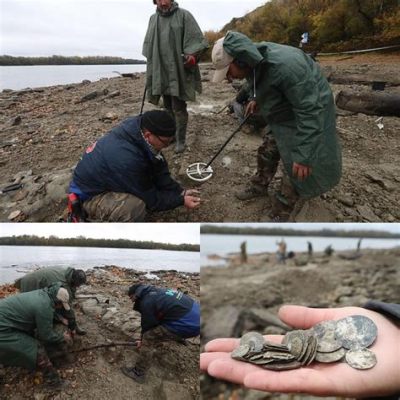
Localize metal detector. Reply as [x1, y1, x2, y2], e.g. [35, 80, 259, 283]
[139, 86, 147, 115]
[186, 115, 251, 182]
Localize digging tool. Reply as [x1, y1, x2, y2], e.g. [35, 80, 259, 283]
[0, 183, 23, 194]
[186, 114, 251, 182]
[50, 342, 139, 359]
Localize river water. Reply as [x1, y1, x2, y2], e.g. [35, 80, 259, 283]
[201, 234, 400, 266]
[0, 64, 147, 91]
[0, 246, 199, 284]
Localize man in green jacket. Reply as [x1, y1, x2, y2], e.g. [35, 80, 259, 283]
[212, 31, 342, 221]
[15, 267, 87, 335]
[143, 0, 208, 153]
[0, 283, 73, 388]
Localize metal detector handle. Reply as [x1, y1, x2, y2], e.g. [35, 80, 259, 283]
[205, 114, 251, 168]
[140, 85, 147, 115]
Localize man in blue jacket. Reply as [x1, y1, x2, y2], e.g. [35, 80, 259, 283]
[68, 110, 200, 222]
[121, 283, 200, 383]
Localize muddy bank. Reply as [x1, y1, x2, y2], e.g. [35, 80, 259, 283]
[200, 246, 400, 399]
[0, 54, 399, 222]
[0, 266, 200, 400]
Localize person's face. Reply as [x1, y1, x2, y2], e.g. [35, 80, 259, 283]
[226, 62, 251, 82]
[156, 0, 172, 12]
[144, 129, 174, 151]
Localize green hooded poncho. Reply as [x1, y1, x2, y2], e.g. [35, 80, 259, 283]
[223, 31, 342, 198]
[142, 2, 208, 104]
[0, 283, 65, 370]
[15, 266, 75, 299]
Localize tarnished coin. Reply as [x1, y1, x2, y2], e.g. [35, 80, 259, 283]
[312, 320, 342, 353]
[262, 360, 302, 371]
[315, 347, 346, 363]
[231, 344, 251, 360]
[240, 332, 265, 352]
[345, 348, 377, 370]
[263, 351, 296, 361]
[301, 335, 318, 366]
[335, 315, 378, 349]
[263, 341, 290, 352]
[282, 330, 306, 359]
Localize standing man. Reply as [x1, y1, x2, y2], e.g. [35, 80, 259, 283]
[121, 283, 200, 383]
[212, 32, 342, 221]
[68, 110, 200, 221]
[0, 283, 73, 388]
[143, 0, 208, 153]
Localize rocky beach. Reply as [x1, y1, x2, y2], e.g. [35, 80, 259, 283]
[200, 246, 400, 399]
[0, 266, 200, 400]
[0, 53, 400, 222]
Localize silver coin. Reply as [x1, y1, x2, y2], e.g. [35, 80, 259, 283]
[240, 332, 265, 352]
[315, 347, 346, 363]
[283, 330, 306, 359]
[335, 315, 378, 349]
[263, 341, 290, 352]
[345, 348, 377, 370]
[312, 320, 342, 353]
[231, 344, 251, 360]
[263, 351, 296, 361]
[301, 335, 318, 366]
[262, 360, 302, 371]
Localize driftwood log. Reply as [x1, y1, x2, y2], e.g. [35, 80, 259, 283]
[326, 72, 400, 87]
[335, 90, 400, 116]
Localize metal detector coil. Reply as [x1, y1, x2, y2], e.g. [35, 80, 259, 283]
[186, 163, 213, 182]
[186, 114, 251, 182]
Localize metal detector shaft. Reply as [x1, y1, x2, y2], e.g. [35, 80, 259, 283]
[140, 85, 147, 115]
[205, 114, 251, 168]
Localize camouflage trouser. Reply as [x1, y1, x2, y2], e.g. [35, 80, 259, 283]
[163, 95, 188, 143]
[251, 131, 299, 208]
[135, 325, 183, 372]
[83, 192, 146, 222]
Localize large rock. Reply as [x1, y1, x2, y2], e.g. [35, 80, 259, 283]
[202, 305, 242, 341]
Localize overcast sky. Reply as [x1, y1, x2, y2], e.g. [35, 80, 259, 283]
[0, 223, 200, 244]
[0, 0, 267, 58]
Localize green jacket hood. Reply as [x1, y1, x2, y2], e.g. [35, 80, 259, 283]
[223, 31, 263, 68]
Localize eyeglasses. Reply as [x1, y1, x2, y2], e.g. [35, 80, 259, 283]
[154, 135, 174, 146]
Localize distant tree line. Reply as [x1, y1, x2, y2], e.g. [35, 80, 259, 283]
[201, 225, 400, 239]
[0, 235, 199, 252]
[203, 0, 400, 58]
[0, 55, 147, 66]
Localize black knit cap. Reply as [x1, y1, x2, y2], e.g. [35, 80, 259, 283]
[141, 110, 176, 137]
[128, 283, 143, 297]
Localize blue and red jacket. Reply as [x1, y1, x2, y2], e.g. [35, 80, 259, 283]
[133, 285, 200, 338]
[69, 116, 184, 211]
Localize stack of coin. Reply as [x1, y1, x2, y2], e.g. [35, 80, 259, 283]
[231, 315, 378, 371]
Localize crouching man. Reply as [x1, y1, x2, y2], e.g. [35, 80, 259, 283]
[0, 283, 73, 388]
[121, 284, 200, 383]
[68, 110, 200, 222]
[15, 267, 87, 335]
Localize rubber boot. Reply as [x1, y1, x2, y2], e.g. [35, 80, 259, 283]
[174, 110, 188, 154]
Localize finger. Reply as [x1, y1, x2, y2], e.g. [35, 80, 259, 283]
[204, 338, 239, 352]
[278, 305, 361, 329]
[206, 356, 263, 385]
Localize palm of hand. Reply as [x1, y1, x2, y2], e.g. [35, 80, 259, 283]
[201, 306, 400, 397]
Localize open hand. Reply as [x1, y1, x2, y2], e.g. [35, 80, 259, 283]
[245, 101, 257, 117]
[201, 305, 400, 397]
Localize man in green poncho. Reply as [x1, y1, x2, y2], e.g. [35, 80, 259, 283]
[15, 267, 87, 335]
[212, 32, 342, 221]
[143, 0, 208, 153]
[0, 283, 73, 388]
